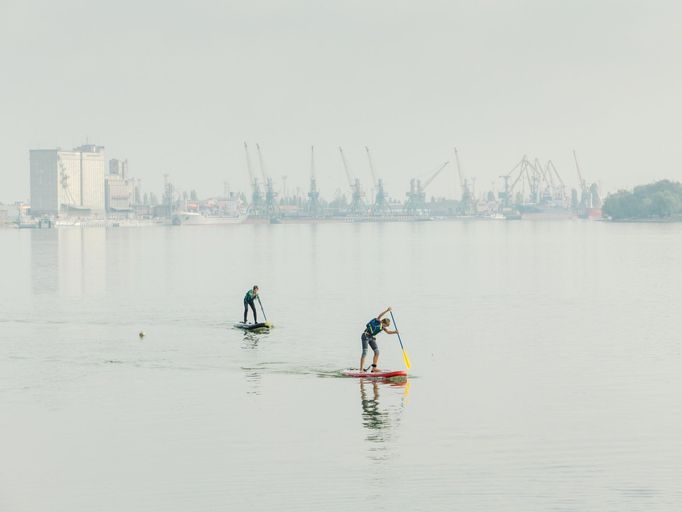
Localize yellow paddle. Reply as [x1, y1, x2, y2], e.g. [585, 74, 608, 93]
[389, 311, 411, 369]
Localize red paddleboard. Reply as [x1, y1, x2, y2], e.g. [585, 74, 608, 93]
[342, 369, 407, 378]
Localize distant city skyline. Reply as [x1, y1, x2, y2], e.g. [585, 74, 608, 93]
[3, 1, 682, 203]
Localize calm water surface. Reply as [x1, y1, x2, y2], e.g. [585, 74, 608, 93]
[1, 221, 682, 511]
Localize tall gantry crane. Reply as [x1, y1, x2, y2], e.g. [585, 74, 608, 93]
[405, 161, 450, 214]
[530, 157, 566, 204]
[256, 143, 278, 217]
[500, 155, 569, 208]
[365, 146, 389, 215]
[499, 155, 540, 206]
[544, 160, 568, 203]
[339, 147, 365, 214]
[308, 146, 321, 216]
[573, 149, 589, 206]
[573, 150, 601, 210]
[244, 142, 263, 214]
[454, 147, 474, 214]
[532, 157, 550, 203]
[163, 173, 175, 218]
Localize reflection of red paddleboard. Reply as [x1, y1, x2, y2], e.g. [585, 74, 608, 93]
[342, 369, 407, 378]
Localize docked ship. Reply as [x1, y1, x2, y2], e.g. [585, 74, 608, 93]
[517, 200, 575, 219]
[578, 207, 602, 220]
[171, 211, 246, 226]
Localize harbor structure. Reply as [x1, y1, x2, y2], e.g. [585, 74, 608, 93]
[256, 143, 279, 218]
[497, 155, 572, 218]
[30, 144, 107, 216]
[339, 147, 366, 215]
[573, 150, 602, 219]
[104, 158, 141, 214]
[21, 142, 605, 224]
[307, 146, 321, 216]
[105, 177, 135, 213]
[454, 148, 475, 215]
[405, 161, 450, 214]
[243, 142, 264, 215]
[365, 147, 390, 216]
[109, 158, 128, 177]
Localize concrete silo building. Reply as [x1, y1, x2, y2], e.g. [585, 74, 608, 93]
[30, 144, 107, 216]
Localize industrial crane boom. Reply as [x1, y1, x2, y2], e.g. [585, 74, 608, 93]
[453, 148, 465, 189]
[573, 150, 587, 192]
[508, 155, 529, 193]
[547, 160, 565, 188]
[256, 143, 268, 182]
[339, 147, 353, 188]
[365, 146, 378, 188]
[244, 142, 256, 186]
[422, 161, 450, 190]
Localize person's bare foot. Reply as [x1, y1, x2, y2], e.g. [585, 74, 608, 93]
[371, 367, 380, 373]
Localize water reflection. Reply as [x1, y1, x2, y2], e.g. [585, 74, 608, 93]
[240, 331, 268, 395]
[30, 228, 107, 296]
[241, 331, 261, 349]
[242, 366, 262, 395]
[359, 378, 410, 460]
[30, 229, 58, 294]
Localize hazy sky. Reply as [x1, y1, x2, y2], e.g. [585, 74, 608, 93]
[2, 0, 682, 203]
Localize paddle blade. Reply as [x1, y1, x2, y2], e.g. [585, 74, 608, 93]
[402, 349, 411, 370]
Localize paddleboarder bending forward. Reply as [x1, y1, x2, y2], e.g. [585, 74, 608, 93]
[243, 285, 260, 323]
[360, 306, 399, 372]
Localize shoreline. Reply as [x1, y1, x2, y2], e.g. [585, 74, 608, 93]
[0, 214, 612, 229]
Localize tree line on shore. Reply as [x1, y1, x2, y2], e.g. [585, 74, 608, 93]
[603, 180, 682, 220]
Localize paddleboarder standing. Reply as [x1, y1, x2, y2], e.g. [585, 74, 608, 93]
[243, 285, 260, 324]
[360, 306, 399, 372]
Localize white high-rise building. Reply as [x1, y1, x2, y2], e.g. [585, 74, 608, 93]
[30, 144, 107, 216]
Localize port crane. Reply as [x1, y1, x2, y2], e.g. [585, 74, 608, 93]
[244, 142, 263, 214]
[573, 149, 589, 206]
[163, 173, 176, 218]
[454, 147, 474, 214]
[365, 146, 389, 215]
[573, 150, 601, 210]
[499, 156, 527, 207]
[500, 156, 544, 206]
[339, 147, 366, 214]
[532, 157, 550, 203]
[528, 158, 567, 204]
[499, 154, 571, 209]
[308, 146, 320, 216]
[543, 160, 567, 201]
[405, 161, 450, 214]
[256, 143, 278, 217]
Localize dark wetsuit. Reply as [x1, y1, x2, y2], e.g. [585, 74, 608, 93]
[243, 290, 258, 323]
[361, 318, 383, 357]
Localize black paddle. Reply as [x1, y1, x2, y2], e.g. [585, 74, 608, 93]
[257, 296, 268, 322]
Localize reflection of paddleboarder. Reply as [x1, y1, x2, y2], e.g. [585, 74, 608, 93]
[359, 379, 407, 448]
[360, 379, 385, 431]
[243, 285, 259, 323]
[360, 307, 399, 372]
